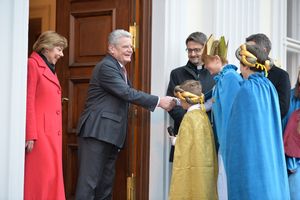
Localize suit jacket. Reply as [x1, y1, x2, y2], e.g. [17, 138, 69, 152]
[77, 54, 158, 148]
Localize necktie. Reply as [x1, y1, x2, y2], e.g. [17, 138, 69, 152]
[122, 67, 127, 83]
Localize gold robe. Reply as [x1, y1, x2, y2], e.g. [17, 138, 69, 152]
[169, 109, 218, 200]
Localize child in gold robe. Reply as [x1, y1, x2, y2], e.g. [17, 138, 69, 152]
[169, 80, 218, 200]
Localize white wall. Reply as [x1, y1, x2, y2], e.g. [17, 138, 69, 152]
[150, 0, 215, 199]
[0, 0, 28, 199]
[150, 0, 190, 199]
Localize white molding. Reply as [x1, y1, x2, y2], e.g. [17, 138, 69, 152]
[0, 0, 28, 199]
[150, 1, 171, 199]
[271, 0, 286, 69]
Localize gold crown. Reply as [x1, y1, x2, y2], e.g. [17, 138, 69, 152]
[202, 34, 228, 61]
[174, 86, 205, 105]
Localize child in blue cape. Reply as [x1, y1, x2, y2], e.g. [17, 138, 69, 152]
[201, 35, 243, 200]
[225, 44, 290, 200]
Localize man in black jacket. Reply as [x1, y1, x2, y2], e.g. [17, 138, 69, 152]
[246, 33, 291, 118]
[166, 32, 215, 161]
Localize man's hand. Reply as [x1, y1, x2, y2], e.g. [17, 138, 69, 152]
[25, 140, 35, 152]
[158, 96, 176, 111]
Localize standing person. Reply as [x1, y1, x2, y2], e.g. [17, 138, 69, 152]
[282, 69, 300, 200]
[166, 32, 215, 161]
[169, 80, 218, 200]
[75, 29, 175, 200]
[283, 70, 300, 128]
[24, 31, 68, 200]
[201, 35, 243, 200]
[246, 33, 291, 118]
[225, 44, 290, 200]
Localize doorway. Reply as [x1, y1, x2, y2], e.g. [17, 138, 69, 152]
[28, 0, 152, 199]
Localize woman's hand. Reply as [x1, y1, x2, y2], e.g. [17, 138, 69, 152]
[25, 140, 35, 152]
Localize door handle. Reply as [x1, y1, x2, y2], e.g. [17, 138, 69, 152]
[62, 97, 69, 103]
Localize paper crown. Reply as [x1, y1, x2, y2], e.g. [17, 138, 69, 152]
[202, 34, 228, 61]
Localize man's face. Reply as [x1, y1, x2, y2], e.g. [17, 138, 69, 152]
[186, 41, 204, 66]
[45, 46, 64, 65]
[109, 37, 133, 66]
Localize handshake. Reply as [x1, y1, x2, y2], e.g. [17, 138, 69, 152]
[158, 96, 179, 111]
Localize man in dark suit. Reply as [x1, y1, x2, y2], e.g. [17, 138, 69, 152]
[75, 29, 175, 200]
[246, 33, 291, 118]
[166, 32, 215, 161]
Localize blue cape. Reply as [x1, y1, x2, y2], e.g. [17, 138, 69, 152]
[225, 73, 290, 200]
[212, 64, 242, 157]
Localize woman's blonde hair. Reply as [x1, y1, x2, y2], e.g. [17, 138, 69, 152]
[33, 31, 68, 52]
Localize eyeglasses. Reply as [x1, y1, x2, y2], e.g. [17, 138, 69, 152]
[186, 48, 203, 54]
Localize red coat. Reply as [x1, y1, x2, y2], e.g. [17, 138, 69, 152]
[284, 109, 300, 158]
[24, 52, 65, 200]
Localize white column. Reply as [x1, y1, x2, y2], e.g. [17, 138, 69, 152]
[150, 0, 189, 199]
[271, 0, 286, 69]
[214, 0, 274, 66]
[150, 1, 171, 199]
[150, 0, 217, 198]
[0, 0, 29, 199]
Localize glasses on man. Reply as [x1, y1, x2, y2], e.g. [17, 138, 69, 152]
[186, 48, 202, 54]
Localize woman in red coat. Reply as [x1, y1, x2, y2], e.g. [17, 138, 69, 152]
[24, 31, 68, 200]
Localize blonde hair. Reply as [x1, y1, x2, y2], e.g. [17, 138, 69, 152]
[33, 31, 68, 52]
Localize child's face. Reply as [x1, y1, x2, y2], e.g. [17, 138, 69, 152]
[204, 56, 222, 75]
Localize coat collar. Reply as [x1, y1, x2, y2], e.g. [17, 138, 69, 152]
[183, 61, 204, 79]
[30, 52, 61, 89]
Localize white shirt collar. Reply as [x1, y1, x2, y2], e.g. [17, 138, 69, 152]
[118, 62, 124, 68]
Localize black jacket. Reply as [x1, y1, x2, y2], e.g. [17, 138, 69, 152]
[267, 65, 291, 118]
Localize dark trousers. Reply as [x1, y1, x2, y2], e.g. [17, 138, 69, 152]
[75, 137, 119, 200]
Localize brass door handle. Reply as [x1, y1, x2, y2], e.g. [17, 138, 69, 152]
[62, 97, 69, 103]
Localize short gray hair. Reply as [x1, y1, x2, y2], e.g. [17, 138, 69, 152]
[108, 29, 132, 45]
[185, 32, 207, 46]
[246, 33, 272, 55]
